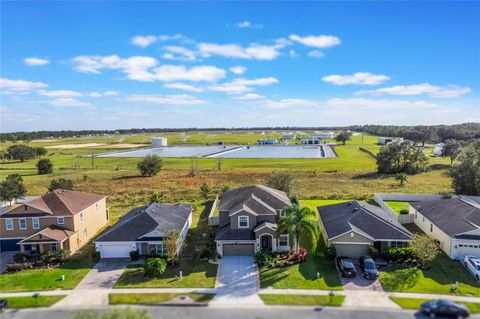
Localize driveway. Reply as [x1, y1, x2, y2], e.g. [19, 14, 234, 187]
[338, 259, 384, 291]
[0, 251, 17, 273]
[54, 258, 130, 307]
[210, 256, 264, 307]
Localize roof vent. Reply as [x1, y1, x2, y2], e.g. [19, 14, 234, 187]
[352, 208, 358, 213]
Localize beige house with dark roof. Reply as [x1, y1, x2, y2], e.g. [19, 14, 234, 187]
[0, 189, 108, 254]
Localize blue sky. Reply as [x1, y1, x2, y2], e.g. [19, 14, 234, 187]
[1, 1, 479, 132]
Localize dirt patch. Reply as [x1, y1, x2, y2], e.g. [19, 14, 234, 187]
[93, 143, 148, 149]
[46, 143, 106, 149]
[31, 139, 58, 143]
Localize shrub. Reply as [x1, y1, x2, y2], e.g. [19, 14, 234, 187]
[385, 246, 414, 262]
[91, 251, 101, 261]
[36, 158, 53, 174]
[13, 253, 30, 263]
[48, 178, 74, 191]
[137, 155, 163, 177]
[40, 250, 70, 265]
[326, 245, 337, 260]
[368, 245, 379, 259]
[144, 257, 167, 277]
[267, 171, 294, 196]
[399, 209, 409, 215]
[6, 262, 33, 273]
[254, 250, 279, 268]
[130, 251, 139, 261]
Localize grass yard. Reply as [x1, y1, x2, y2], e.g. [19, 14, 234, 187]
[109, 293, 215, 305]
[4, 295, 66, 308]
[259, 294, 345, 306]
[0, 245, 97, 292]
[384, 201, 410, 214]
[300, 199, 352, 212]
[390, 297, 480, 313]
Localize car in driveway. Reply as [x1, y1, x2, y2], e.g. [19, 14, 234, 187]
[420, 299, 470, 318]
[358, 256, 378, 280]
[463, 255, 480, 281]
[336, 256, 356, 278]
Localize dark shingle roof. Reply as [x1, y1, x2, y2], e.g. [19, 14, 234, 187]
[410, 198, 480, 238]
[215, 224, 255, 241]
[319, 201, 412, 241]
[95, 203, 192, 242]
[219, 185, 291, 214]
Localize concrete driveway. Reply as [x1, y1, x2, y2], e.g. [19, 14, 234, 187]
[210, 256, 264, 307]
[338, 259, 384, 291]
[54, 258, 130, 307]
[0, 251, 18, 273]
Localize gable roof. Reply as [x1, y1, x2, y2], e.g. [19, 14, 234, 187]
[319, 201, 412, 241]
[410, 198, 480, 239]
[95, 203, 192, 242]
[1, 189, 105, 217]
[19, 225, 76, 243]
[220, 185, 291, 215]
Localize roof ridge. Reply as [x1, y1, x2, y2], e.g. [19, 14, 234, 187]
[250, 193, 276, 213]
[256, 184, 290, 203]
[51, 190, 75, 215]
[356, 202, 412, 237]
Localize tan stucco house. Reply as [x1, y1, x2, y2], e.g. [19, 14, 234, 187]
[410, 198, 480, 260]
[214, 185, 292, 257]
[0, 189, 108, 254]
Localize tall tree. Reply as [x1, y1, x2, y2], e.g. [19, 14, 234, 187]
[278, 204, 319, 252]
[163, 229, 181, 260]
[450, 143, 480, 195]
[442, 139, 462, 164]
[334, 131, 353, 145]
[0, 174, 27, 204]
[48, 178, 74, 191]
[376, 141, 429, 174]
[7, 144, 36, 162]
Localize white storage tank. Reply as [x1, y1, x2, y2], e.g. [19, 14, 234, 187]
[152, 137, 167, 148]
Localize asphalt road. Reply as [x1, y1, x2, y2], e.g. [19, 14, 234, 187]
[3, 306, 480, 319]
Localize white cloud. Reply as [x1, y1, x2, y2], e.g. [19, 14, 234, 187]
[322, 72, 390, 86]
[131, 35, 157, 48]
[236, 21, 263, 29]
[308, 50, 324, 58]
[229, 66, 247, 75]
[163, 83, 204, 92]
[289, 50, 298, 58]
[162, 46, 196, 61]
[207, 77, 278, 94]
[158, 34, 184, 41]
[152, 65, 226, 82]
[38, 89, 82, 97]
[261, 98, 317, 109]
[198, 43, 280, 60]
[24, 57, 50, 66]
[49, 97, 93, 108]
[325, 98, 438, 110]
[103, 90, 119, 96]
[233, 93, 265, 100]
[89, 91, 119, 97]
[355, 83, 472, 98]
[289, 34, 341, 48]
[126, 94, 204, 105]
[0, 78, 48, 91]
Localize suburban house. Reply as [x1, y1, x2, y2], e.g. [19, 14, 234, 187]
[318, 201, 413, 258]
[410, 198, 480, 260]
[0, 190, 108, 254]
[94, 203, 192, 258]
[215, 185, 292, 257]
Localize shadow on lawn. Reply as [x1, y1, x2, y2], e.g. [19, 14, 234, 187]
[380, 266, 420, 291]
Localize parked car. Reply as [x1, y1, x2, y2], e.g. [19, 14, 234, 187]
[336, 256, 356, 277]
[358, 256, 378, 279]
[420, 299, 470, 318]
[463, 255, 480, 281]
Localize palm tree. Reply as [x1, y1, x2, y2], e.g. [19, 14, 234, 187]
[395, 172, 408, 187]
[278, 204, 319, 252]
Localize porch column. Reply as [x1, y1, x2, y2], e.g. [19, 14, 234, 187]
[272, 237, 277, 252]
[39, 244, 44, 253]
[20, 244, 25, 253]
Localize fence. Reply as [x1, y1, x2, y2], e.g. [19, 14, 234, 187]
[208, 195, 220, 226]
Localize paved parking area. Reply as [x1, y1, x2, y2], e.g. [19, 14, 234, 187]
[337, 258, 384, 291]
[211, 256, 264, 307]
[0, 251, 17, 273]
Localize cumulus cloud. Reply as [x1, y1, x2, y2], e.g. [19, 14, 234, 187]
[229, 66, 247, 75]
[233, 93, 265, 100]
[325, 97, 438, 110]
[355, 83, 472, 98]
[153, 65, 226, 82]
[24, 57, 50, 66]
[163, 83, 204, 92]
[289, 34, 341, 48]
[49, 97, 93, 108]
[322, 72, 390, 86]
[162, 46, 197, 61]
[308, 50, 324, 58]
[0, 78, 48, 91]
[126, 94, 204, 105]
[37, 89, 82, 97]
[261, 98, 317, 109]
[89, 91, 119, 97]
[208, 77, 278, 94]
[198, 43, 280, 60]
[131, 35, 157, 47]
[236, 21, 263, 29]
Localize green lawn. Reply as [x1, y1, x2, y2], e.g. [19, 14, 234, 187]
[0, 245, 96, 292]
[380, 253, 480, 296]
[384, 201, 410, 214]
[4, 295, 66, 308]
[109, 293, 215, 305]
[390, 297, 480, 313]
[259, 294, 344, 306]
[300, 199, 352, 212]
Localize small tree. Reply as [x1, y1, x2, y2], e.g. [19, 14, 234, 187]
[33, 147, 47, 158]
[334, 131, 353, 145]
[267, 171, 294, 196]
[278, 204, 319, 252]
[395, 172, 408, 187]
[215, 158, 222, 171]
[149, 192, 164, 203]
[450, 143, 480, 195]
[220, 184, 231, 194]
[410, 234, 440, 268]
[36, 158, 53, 174]
[0, 174, 27, 205]
[376, 141, 429, 174]
[144, 257, 167, 277]
[163, 229, 181, 260]
[200, 183, 211, 201]
[137, 155, 163, 177]
[442, 139, 462, 165]
[48, 178, 74, 191]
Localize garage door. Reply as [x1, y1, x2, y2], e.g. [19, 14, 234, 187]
[223, 243, 254, 256]
[335, 243, 369, 258]
[0, 239, 21, 252]
[455, 243, 480, 259]
[98, 243, 133, 258]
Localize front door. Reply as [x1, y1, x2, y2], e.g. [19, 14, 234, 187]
[261, 235, 272, 251]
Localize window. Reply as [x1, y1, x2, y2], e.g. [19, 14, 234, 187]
[24, 206, 28, 211]
[57, 217, 65, 225]
[50, 243, 59, 251]
[32, 218, 40, 229]
[430, 223, 433, 232]
[155, 244, 164, 254]
[280, 210, 287, 217]
[19, 218, 27, 230]
[80, 213, 84, 221]
[238, 216, 249, 228]
[83, 229, 88, 238]
[6, 219, 13, 231]
[390, 241, 407, 248]
[279, 235, 288, 246]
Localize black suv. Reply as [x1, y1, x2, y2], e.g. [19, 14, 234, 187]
[336, 256, 356, 277]
[358, 256, 378, 280]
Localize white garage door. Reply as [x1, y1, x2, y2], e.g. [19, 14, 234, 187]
[455, 242, 480, 259]
[98, 243, 134, 258]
